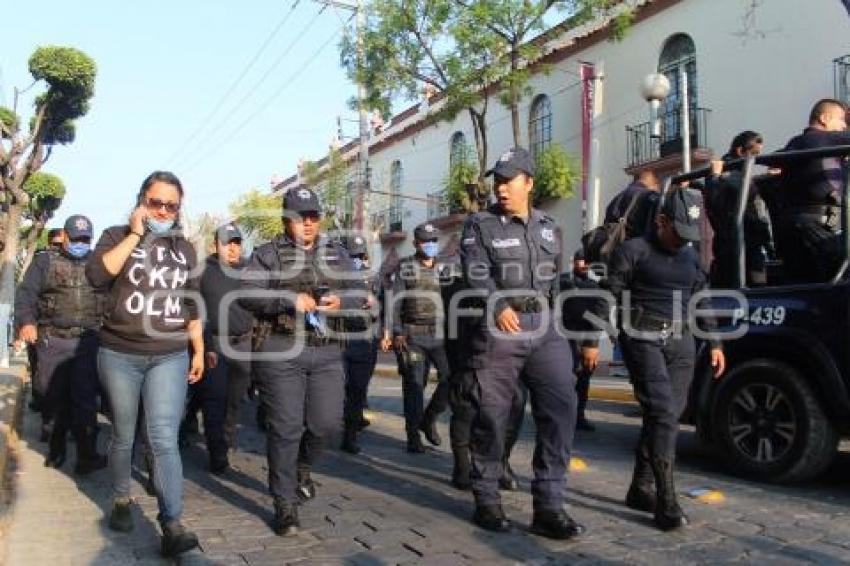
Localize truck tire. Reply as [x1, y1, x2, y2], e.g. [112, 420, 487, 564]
[712, 359, 838, 483]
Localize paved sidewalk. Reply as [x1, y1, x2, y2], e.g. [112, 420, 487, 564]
[5, 376, 850, 565]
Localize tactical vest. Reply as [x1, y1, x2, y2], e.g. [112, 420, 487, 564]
[38, 252, 104, 330]
[267, 238, 353, 337]
[397, 256, 443, 325]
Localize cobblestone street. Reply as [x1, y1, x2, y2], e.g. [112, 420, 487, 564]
[5, 376, 850, 565]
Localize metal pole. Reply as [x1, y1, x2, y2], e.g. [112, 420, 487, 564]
[356, 0, 371, 240]
[679, 65, 691, 173]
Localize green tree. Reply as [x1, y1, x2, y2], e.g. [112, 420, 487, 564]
[301, 147, 350, 230]
[229, 188, 282, 243]
[18, 171, 66, 274]
[532, 143, 580, 204]
[455, 0, 631, 146]
[0, 46, 96, 301]
[443, 143, 479, 212]
[342, 0, 503, 211]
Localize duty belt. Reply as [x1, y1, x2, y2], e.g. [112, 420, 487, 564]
[269, 328, 338, 347]
[43, 326, 96, 339]
[508, 296, 545, 313]
[632, 316, 686, 336]
[403, 322, 438, 336]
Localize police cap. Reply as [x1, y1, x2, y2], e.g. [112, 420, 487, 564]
[661, 188, 703, 242]
[485, 147, 535, 179]
[215, 222, 242, 243]
[64, 215, 93, 240]
[413, 222, 439, 242]
[283, 187, 321, 214]
[346, 235, 368, 256]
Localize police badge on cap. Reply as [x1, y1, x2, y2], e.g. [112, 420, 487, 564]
[283, 187, 321, 214]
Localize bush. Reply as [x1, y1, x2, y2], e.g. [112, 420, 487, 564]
[533, 143, 579, 204]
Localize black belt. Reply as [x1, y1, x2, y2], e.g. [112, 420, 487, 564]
[43, 326, 97, 339]
[268, 330, 338, 347]
[403, 322, 438, 336]
[508, 297, 544, 313]
[632, 316, 685, 334]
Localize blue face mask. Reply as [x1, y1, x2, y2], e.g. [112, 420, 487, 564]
[67, 242, 90, 258]
[146, 218, 175, 235]
[421, 241, 440, 258]
[352, 258, 365, 270]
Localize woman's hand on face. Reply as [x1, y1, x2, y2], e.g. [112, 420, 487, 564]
[129, 206, 147, 235]
[189, 352, 204, 383]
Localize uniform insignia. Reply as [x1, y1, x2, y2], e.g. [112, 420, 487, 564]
[424, 224, 435, 233]
[75, 218, 89, 231]
[462, 237, 476, 246]
[541, 228, 554, 242]
[297, 188, 311, 199]
[354, 236, 363, 244]
[492, 238, 521, 248]
[499, 149, 514, 162]
[688, 205, 701, 220]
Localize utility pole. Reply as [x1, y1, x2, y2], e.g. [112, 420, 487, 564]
[314, 0, 370, 240]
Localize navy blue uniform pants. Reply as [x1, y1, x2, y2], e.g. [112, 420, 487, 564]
[222, 336, 253, 450]
[619, 333, 695, 460]
[343, 338, 378, 427]
[37, 332, 99, 435]
[254, 336, 344, 503]
[469, 314, 577, 510]
[395, 333, 451, 438]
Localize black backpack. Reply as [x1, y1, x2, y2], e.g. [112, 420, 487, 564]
[581, 193, 642, 264]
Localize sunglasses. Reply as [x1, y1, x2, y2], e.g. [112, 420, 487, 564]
[146, 198, 180, 214]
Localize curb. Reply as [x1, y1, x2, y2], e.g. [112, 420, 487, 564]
[372, 364, 636, 403]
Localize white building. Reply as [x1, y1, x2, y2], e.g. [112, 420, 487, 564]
[275, 0, 850, 263]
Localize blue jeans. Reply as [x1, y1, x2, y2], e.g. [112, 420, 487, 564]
[98, 347, 188, 524]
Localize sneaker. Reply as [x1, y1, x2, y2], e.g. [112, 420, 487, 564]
[272, 499, 300, 536]
[108, 498, 134, 532]
[161, 520, 199, 557]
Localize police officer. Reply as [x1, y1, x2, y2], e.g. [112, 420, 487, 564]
[240, 187, 362, 536]
[460, 147, 583, 539]
[390, 222, 452, 453]
[191, 222, 254, 473]
[15, 215, 107, 474]
[340, 235, 379, 454]
[601, 188, 726, 530]
[28, 227, 67, 438]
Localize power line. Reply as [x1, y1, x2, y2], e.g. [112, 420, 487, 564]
[181, 24, 347, 175]
[174, 8, 326, 170]
[166, 2, 301, 167]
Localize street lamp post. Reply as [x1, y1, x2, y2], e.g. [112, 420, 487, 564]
[640, 72, 671, 143]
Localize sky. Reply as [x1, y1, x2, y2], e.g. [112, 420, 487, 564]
[3, 0, 358, 235]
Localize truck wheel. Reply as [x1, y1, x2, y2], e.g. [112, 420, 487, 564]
[712, 359, 838, 483]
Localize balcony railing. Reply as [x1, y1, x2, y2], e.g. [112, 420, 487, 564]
[626, 107, 711, 168]
[835, 54, 850, 105]
[371, 205, 404, 235]
[427, 190, 450, 219]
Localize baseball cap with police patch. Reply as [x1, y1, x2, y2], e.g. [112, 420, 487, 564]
[215, 223, 242, 243]
[413, 222, 439, 242]
[64, 214, 93, 239]
[485, 147, 535, 179]
[283, 187, 321, 214]
[661, 188, 703, 242]
[346, 235, 368, 256]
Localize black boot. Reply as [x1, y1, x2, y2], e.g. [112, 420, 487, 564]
[406, 432, 425, 454]
[296, 466, 316, 501]
[108, 497, 134, 532]
[498, 460, 518, 491]
[530, 509, 585, 540]
[651, 457, 689, 531]
[272, 498, 300, 536]
[341, 425, 361, 455]
[625, 451, 656, 513]
[472, 504, 511, 532]
[160, 520, 199, 557]
[451, 446, 471, 490]
[418, 412, 441, 446]
[74, 426, 108, 475]
[44, 425, 67, 468]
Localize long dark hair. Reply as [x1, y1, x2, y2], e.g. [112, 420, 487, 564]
[136, 171, 184, 206]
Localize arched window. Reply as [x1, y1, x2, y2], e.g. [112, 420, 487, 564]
[658, 34, 698, 153]
[450, 132, 467, 169]
[389, 160, 403, 231]
[529, 94, 552, 160]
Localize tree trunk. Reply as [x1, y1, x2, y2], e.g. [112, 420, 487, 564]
[18, 220, 45, 278]
[0, 205, 22, 306]
[510, 50, 521, 147]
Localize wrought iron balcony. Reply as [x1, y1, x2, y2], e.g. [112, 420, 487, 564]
[626, 107, 711, 168]
[427, 190, 450, 220]
[371, 205, 405, 238]
[835, 54, 850, 105]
